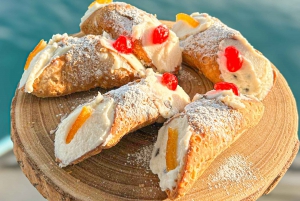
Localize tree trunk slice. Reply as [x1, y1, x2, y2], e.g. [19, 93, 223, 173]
[11, 64, 299, 201]
[11, 21, 299, 201]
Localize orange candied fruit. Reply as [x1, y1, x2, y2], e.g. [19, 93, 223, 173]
[24, 39, 47, 70]
[176, 13, 200, 28]
[166, 127, 178, 171]
[89, 0, 113, 8]
[88, 2, 96, 8]
[66, 106, 93, 144]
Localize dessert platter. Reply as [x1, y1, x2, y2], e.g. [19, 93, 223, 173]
[11, 1, 299, 200]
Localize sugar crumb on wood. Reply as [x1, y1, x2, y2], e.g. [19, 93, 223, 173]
[208, 154, 262, 195]
[126, 144, 154, 172]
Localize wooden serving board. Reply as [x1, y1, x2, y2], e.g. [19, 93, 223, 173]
[11, 20, 299, 201]
[11, 63, 299, 201]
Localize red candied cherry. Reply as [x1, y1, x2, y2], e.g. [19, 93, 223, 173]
[161, 73, 178, 90]
[224, 46, 243, 72]
[153, 25, 169, 44]
[214, 82, 240, 96]
[112, 35, 133, 54]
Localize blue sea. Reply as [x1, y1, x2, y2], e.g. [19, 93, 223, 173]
[0, 0, 299, 147]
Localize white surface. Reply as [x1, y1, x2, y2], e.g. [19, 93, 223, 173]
[0, 151, 46, 201]
[0, 136, 13, 157]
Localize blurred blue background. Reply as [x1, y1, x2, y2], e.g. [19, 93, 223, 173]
[0, 1, 300, 201]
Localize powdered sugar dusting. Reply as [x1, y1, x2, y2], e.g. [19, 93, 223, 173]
[178, 70, 198, 83]
[106, 70, 189, 135]
[107, 79, 160, 135]
[181, 17, 239, 61]
[56, 34, 133, 88]
[101, 3, 158, 39]
[185, 97, 242, 140]
[126, 144, 154, 171]
[208, 154, 261, 195]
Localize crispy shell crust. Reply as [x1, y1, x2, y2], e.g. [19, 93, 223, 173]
[81, 3, 155, 68]
[181, 17, 237, 84]
[166, 98, 264, 199]
[28, 37, 139, 97]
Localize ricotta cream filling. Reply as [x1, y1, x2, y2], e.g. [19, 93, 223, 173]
[144, 69, 190, 118]
[81, 1, 182, 73]
[172, 12, 212, 40]
[19, 34, 71, 93]
[99, 35, 146, 77]
[217, 36, 273, 100]
[201, 90, 246, 109]
[132, 20, 182, 73]
[55, 93, 116, 167]
[150, 116, 192, 191]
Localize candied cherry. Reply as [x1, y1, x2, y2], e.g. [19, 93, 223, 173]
[112, 35, 133, 54]
[153, 25, 169, 44]
[161, 73, 178, 90]
[176, 13, 200, 28]
[224, 46, 243, 72]
[214, 82, 240, 96]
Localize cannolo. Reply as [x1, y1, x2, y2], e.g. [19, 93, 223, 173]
[55, 69, 190, 167]
[19, 33, 146, 97]
[80, 1, 182, 73]
[172, 12, 275, 100]
[150, 82, 264, 199]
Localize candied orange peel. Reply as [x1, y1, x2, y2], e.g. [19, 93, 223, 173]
[166, 127, 178, 171]
[96, 0, 113, 4]
[176, 13, 200, 28]
[89, 0, 112, 8]
[88, 1, 96, 8]
[66, 106, 93, 144]
[24, 39, 47, 70]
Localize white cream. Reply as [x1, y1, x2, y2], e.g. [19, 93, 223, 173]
[55, 93, 116, 167]
[201, 90, 246, 109]
[217, 35, 274, 100]
[55, 70, 190, 167]
[81, 1, 182, 73]
[150, 116, 192, 191]
[19, 34, 71, 93]
[132, 19, 182, 73]
[99, 35, 146, 77]
[144, 69, 190, 118]
[172, 12, 212, 40]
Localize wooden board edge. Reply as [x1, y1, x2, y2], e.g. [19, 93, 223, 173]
[10, 92, 76, 201]
[10, 21, 299, 200]
[263, 140, 300, 195]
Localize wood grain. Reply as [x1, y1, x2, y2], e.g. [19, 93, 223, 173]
[10, 19, 299, 201]
[11, 63, 299, 201]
